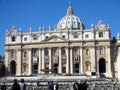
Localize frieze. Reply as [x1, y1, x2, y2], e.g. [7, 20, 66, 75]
[81, 46, 96, 48]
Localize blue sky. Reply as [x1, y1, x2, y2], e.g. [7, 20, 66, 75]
[0, 0, 120, 56]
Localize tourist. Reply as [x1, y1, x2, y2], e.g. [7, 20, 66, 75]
[79, 81, 83, 90]
[19, 78, 26, 90]
[73, 81, 79, 90]
[11, 79, 20, 90]
[48, 81, 54, 90]
[81, 80, 87, 90]
[1, 82, 6, 90]
[53, 82, 59, 90]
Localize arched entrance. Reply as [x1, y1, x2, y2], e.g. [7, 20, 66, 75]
[99, 58, 106, 73]
[10, 61, 16, 76]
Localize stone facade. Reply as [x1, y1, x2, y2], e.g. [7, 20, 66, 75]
[4, 5, 112, 77]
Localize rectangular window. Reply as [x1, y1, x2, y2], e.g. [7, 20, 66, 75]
[73, 48, 78, 55]
[99, 32, 103, 37]
[24, 37, 27, 41]
[85, 34, 89, 38]
[52, 48, 58, 55]
[33, 37, 38, 40]
[11, 36, 16, 42]
[32, 49, 38, 57]
[74, 35, 78, 38]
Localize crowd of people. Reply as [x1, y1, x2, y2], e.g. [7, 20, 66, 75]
[1, 78, 26, 90]
[48, 81, 59, 90]
[1, 79, 88, 90]
[1, 79, 59, 90]
[73, 80, 87, 90]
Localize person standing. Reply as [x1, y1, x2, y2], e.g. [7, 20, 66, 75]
[73, 81, 79, 90]
[19, 78, 26, 90]
[11, 79, 20, 90]
[81, 81, 87, 90]
[53, 82, 59, 90]
[48, 81, 54, 90]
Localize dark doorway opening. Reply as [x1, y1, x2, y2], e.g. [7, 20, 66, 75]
[33, 64, 38, 75]
[99, 58, 106, 73]
[10, 61, 16, 76]
[53, 64, 58, 74]
[74, 63, 79, 73]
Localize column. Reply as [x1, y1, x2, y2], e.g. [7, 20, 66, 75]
[16, 48, 22, 76]
[42, 48, 45, 73]
[91, 47, 96, 73]
[70, 47, 73, 74]
[106, 46, 112, 77]
[38, 48, 42, 74]
[58, 47, 62, 74]
[4, 50, 9, 68]
[66, 47, 69, 74]
[80, 47, 83, 73]
[28, 49, 32, 75]
[49, 48, 52, 73]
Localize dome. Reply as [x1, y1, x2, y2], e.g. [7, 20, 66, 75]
[57, 6, 85, 30]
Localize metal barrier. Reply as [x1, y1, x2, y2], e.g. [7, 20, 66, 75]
[0, 80, 120, 90]
[88, 83, 120, 90]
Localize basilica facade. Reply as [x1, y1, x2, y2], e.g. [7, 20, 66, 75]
[4, 5, 112, 77]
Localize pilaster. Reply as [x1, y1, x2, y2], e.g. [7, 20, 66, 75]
[106, 46, 112, 77]
[16, 48, 22, 76]
[38, 48, 42, 74]
[66, 47, 69, 74]
[28, 48, 32, 75]
[91, 47, 96, 73]
[48, 48, 52, 73]
[42, 48, 45, 73]
[70, 47, 73, 74]
[80, 47, 83, 73]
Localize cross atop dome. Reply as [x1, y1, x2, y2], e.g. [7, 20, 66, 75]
[69, 1, 71, 7]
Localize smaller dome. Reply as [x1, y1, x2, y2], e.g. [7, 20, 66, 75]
[57, 6, 85, 30]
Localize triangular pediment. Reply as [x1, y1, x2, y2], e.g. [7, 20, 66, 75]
[41, 35, 68, 42]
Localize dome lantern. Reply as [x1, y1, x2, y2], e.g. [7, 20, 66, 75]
[67, 6, 74, 15]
